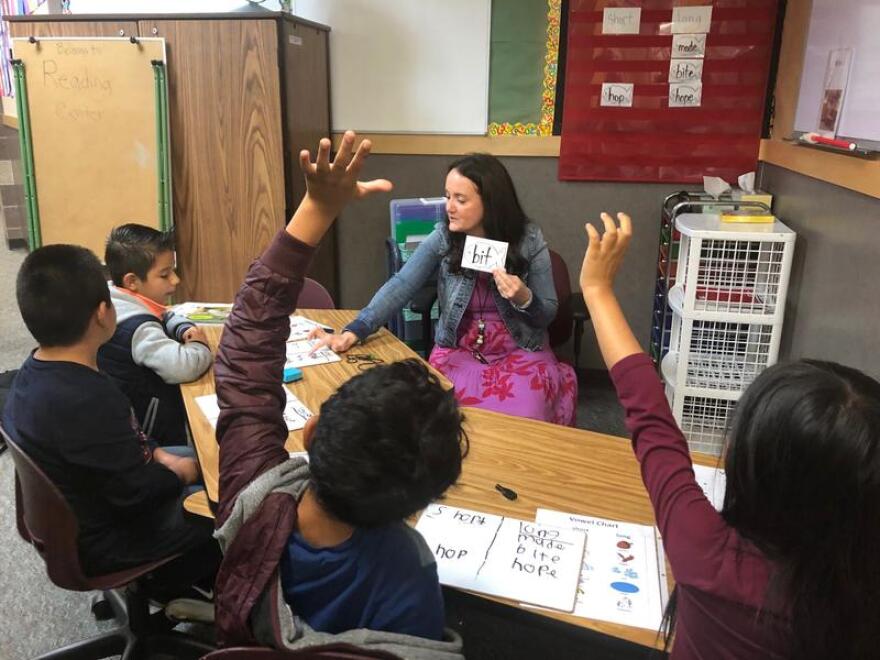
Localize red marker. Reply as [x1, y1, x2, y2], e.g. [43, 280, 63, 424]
[800, 132, 856, 151]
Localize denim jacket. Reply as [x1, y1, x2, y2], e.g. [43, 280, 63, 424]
[345, 222, 558, 351]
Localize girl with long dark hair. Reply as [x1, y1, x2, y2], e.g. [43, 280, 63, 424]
[580, 212, 880, 659]
[311, 153, 576, 425]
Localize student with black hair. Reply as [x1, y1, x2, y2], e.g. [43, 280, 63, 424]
[579, 212, 880, 659]
[309, 153, 576, 426]
[100, 223, 212, 446]
[1, 244, 219, 585]
[212, 132, 466, 656]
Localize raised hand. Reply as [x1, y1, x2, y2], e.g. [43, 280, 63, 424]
[579, 212, 632, 296]
[298, 130, 393, 215]
[288, 131, 393, 247]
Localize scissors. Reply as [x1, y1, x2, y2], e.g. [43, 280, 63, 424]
[345, 353, 385, 370]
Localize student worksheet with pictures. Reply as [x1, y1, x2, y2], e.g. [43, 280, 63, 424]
[535, 509, 668, 631]
[284, 339, 342, 369]
[288, 315, 333, 342]
[196, 389, 313, 431]
[415, 504, 586, 612]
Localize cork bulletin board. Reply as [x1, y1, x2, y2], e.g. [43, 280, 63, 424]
[11, 37, 167, 258]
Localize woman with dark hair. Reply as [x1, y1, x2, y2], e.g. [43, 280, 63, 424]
[580, 212, 880, 659]
[311, 153, 576, 425]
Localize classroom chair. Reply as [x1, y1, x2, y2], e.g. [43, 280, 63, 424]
[1, 424, 215, 660]
[202, 644, 402, 659]
[299, 277, 335, 309]
[547, 249, 591, 370]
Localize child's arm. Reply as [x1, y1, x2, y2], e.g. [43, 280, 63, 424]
[130, 321, 213, 384]
[214, 132, 391, 526]
[580, 214, 732, 587]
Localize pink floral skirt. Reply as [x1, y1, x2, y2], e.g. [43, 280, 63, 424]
[429, 316, 577, 426]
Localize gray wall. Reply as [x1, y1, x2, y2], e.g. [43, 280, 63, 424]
[758, 163, 880, 378]
[335, 154, 691, 369]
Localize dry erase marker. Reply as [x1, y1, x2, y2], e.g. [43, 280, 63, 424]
[800, 132, 856, 151]
[495, 483, 518, 501]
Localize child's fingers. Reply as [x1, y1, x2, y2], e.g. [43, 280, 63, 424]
[616, 212, 633, 251]
[357, 179, 394, 197]
[298, 149, 313, 175]
[585, 222, 600, 245]
[307, 327, 326, 340]
[332, 131, 356, 171]
[347, 138, 372, 177]
[315, 138, 332, 173]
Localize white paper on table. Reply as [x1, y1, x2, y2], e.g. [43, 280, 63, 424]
[534, 509, 667, 631]
[288, 315, 333, 342]
[284, 339, 342, 368]
[461, 235, 509, 273]
[692, 464, 726, 511]
[416, 504, 586, 612]
[196, 389, 313, 432]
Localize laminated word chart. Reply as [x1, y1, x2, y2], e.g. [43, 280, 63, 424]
[692, 464, 726, 511]
[284, 339, 341, 369]
[416, 505, 586, 612]
[196, 389, 313, 432]
[535, 509, 668, 631]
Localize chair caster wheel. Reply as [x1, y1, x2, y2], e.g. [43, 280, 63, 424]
[90, 594, 114, 621]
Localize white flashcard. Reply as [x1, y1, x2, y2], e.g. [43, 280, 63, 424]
[196, 389, 312, 432]
[462, 235, 509, 273]
[672, 34, 707, 58]
[671, 6, 713, 34]
[669, 82, 703, 107]
[602, 7, 641, 35]
[600, 83, 634, 107]
[669, 59, 704, 83]
[284, 339, 342, 368]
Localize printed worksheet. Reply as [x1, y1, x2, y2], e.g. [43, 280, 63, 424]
[284, 339, 341, 369]
[196, 389, 313, 431]
[535, 509, 668, 631]
[692, 464, 726, 511]
[288, 315, 333, 342]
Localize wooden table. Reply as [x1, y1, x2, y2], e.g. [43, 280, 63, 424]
[181, 309, 719, 649]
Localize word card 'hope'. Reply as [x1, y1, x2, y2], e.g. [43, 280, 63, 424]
[462, 235, 509, 273]
[416, 504, 586, 612]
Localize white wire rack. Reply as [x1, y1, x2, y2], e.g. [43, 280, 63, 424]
[662, 213, 796, 455]
[673, 214, 796, 321]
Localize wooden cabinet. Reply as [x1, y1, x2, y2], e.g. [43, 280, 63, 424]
[9, 10, 333, 302]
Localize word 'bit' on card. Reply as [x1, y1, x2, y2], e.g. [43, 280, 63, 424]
[462, 235, 509, 273]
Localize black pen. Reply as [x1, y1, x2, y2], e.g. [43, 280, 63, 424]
[495, 483, 518, 501]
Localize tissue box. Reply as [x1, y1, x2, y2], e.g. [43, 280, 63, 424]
[732, 189, 773, 211]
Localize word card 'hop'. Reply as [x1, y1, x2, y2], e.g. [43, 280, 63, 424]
[462, 235, 509, 273]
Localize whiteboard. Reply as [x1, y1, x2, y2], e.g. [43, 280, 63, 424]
[793, 0, 880, 147]
[291, 0, 491, 134]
